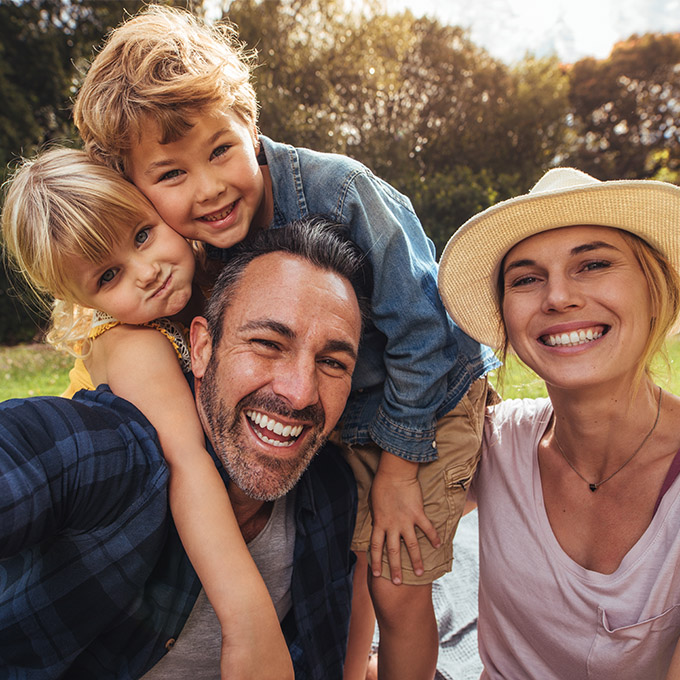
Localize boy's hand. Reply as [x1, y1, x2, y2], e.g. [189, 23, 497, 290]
[368, 450, 441, 585]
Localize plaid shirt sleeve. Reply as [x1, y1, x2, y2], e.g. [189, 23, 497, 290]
[0, 388, 170, 679]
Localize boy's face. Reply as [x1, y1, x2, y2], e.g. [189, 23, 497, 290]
[127, 109, 268, 248]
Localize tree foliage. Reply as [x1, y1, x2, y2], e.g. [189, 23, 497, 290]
[566, 32, 680, 180]
[1, 0, 679, 341]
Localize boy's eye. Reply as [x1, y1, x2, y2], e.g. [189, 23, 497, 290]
[211, 144, 229, 160]
[135, 227, 151, 245]
[99, 268, 117, 286]
[159, 169, 182, 181]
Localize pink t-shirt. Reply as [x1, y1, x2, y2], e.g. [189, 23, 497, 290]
[472, 398, 680, 680]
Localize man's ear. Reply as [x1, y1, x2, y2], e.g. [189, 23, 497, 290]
[190, 316, 212, 379]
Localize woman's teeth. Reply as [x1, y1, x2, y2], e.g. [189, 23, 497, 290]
[543, 328, 603, 347]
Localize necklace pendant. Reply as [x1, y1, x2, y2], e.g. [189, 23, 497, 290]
[589, 483, 598, 492]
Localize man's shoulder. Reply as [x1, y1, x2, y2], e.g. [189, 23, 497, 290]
[0, 386, 162, 470]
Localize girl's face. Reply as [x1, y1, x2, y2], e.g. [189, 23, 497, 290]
[501, 225, 652, 392]
[65, 207, 195, 325]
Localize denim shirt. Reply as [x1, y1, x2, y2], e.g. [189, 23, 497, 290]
[228, 137, 498, 462]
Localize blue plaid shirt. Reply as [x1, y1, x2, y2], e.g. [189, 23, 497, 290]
[0, 387, 357, 679]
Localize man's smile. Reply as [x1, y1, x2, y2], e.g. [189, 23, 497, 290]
[245, 409, 305, 447]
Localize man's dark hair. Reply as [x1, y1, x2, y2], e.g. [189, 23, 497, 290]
[205, 216, 372, 348]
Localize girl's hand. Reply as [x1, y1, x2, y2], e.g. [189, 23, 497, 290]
[368, 451, 440, 585]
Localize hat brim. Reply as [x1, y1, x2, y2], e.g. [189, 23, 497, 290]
[438, 180, 680, 349]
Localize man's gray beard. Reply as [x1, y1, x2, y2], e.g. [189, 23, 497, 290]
[199, 357, 327, 501]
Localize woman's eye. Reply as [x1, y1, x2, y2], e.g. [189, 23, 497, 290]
[135, 228, 150, 245]
[508, 275, 538, 288]
[99, 269, 117, 286]
[583, 260, 611, 272]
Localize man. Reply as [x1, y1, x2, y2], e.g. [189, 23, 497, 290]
[0, 218, 370, 679]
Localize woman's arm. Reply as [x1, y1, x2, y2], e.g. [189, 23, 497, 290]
[666, 637, 680, 679]
[89, 325, 293, 680]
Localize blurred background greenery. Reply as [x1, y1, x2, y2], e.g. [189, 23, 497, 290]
[1, 0, 679, 393]
[4, 339, 680, 402]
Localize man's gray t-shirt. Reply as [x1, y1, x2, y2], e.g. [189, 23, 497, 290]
[141, 490, 296, 678]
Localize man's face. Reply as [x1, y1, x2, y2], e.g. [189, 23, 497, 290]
[191, 252, 361, 501]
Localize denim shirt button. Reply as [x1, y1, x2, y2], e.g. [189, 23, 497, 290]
[432, 441, 437, 449]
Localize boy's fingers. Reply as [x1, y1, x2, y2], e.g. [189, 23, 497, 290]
[385, 532, 403, 585]
[419, 516, 442, 549]
[403, 532, 424, 577]
[369, 529, 386, 578]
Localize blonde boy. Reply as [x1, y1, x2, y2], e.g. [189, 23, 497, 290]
[73, 7, 498, 678]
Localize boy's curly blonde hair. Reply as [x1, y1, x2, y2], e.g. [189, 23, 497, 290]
[1, 147, 157, 354]
[73, 5, 259, 175]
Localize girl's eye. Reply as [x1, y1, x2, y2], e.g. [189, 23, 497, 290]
[159, 169, 182, 181]
[99, 268, 117, 286]
[211, 144, 229, 160]
[135, 228, 151, 245]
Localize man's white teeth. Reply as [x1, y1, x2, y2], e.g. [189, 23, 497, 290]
[544, 328, 602, 347]
[246, 410, 304, 441]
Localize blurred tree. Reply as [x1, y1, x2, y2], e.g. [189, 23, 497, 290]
[565, 32, 680, 179]
[0, 0, 201, 344]
[226, 0, 570, 252]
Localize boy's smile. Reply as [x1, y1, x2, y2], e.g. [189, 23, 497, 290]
[127, 109, 272, 248]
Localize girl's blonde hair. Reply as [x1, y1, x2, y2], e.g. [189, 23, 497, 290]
[73, 5, 258, 175]
[495, 228, 680, 391]
[1, 147, 156, 354]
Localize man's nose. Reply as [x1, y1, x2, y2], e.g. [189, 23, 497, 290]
[271, 356, 320, 411]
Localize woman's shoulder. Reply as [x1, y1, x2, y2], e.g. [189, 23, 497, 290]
[488, 397, 552, 433]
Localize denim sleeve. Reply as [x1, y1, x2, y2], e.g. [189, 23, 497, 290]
[336, 171, 488, 460]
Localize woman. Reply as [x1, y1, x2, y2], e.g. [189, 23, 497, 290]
[437, 167, 680, 680]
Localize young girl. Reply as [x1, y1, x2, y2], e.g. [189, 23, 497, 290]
[1, 147, 293, 680]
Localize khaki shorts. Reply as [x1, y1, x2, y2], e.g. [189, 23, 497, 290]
[342, 378, 488, 585]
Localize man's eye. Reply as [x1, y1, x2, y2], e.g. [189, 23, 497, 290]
[252, 338, 279, 350]
[135, 228, 151, 245]
[320, 358, 348, 372]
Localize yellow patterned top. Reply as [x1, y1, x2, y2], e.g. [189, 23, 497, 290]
[61, 311, 191, 398]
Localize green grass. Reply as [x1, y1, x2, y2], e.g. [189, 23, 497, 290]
[2, 339, 680, 402]
[0, 344, 74, 401]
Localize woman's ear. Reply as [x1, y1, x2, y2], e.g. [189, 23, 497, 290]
[190, 316, 212, 379]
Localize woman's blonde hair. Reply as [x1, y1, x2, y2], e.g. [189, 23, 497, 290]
[73, 5, 258, 175]
[494, 228, 680, 391]
[1, 147, 156, 353]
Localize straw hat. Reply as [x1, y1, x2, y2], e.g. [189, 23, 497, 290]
[438, 167, 680, 349]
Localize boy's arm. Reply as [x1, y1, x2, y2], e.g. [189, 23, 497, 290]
[369, 451, 440, 584]
[90, 326, 293, 680]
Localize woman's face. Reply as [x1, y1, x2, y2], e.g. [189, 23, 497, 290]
[501, 225, 652, 392]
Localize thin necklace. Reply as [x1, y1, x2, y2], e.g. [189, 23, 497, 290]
[552, 386, 663, 493]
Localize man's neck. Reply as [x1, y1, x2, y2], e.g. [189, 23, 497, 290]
[228, 486, 274, 543]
